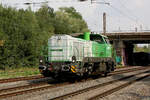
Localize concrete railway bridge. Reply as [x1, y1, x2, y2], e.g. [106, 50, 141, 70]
[104, 32, 150, 66]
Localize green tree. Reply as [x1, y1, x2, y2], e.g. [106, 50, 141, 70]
[35, 5, 55, 45]
[0, 5, 90, 69]
[59, 7, 82, 19]
[54, 7, 89, 34]
[134, 44, 149, 53]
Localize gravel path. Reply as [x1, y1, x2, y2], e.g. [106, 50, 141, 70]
[3, 68, 149, 100]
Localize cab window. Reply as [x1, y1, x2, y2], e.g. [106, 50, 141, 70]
[90, 35, 105, 43]
[104, 38, 110, 44]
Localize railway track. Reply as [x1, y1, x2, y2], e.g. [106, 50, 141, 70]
[50, 70, 150, 100]
[0, 66, 141, 84]
[110, 66, 148, 75]
[116, 66, 140, 69]
[0, 67, 149, 99]
[0, 82, 70, 99]
[88, 74, 150, 100]
[0, 75, 44, 84]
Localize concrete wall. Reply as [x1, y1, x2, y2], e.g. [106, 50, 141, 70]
[112, 40, 134, 66]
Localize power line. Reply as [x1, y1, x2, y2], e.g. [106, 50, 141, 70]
[108, 5, 137, 23]
[116, 0, 145, 26]
[14, 0, 89, 6]
[97, 2, 137, 31]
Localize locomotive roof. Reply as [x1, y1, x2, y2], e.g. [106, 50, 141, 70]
[70, 33, 108, 38]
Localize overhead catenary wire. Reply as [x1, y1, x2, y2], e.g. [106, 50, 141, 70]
[109, 5, 141, 32]
[13, 0, 90, 6]
[116, 0, 145, 28]
[3, 0, 148, 32]
[100, 0, 142, 23]
[91, 0, 142, 32]
[97, 0, 135, 23]
[90, 0, 135, 32]
[109, 5, 137, 23]
[111, 6, 148, 31]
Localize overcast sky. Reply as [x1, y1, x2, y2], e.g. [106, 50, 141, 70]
[1, 0, 150, 32]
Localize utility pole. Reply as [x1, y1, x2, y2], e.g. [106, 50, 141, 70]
[103, 12, 106, 35]
[140, 25, 143, 31]
[135, 27, 137, 32]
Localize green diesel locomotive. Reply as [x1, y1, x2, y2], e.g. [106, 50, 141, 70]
[39, 32, 116, 79]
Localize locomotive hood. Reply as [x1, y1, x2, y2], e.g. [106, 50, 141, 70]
[48, 34, 92, 62]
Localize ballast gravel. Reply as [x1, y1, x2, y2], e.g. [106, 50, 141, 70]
[3, 67, 150, 100]
[101, 74, 150, 100]
[0, 66, 137, 90]
[0, 77, 52, 92]
[116, 66, 143, 71]
[66, 72, 150, 100]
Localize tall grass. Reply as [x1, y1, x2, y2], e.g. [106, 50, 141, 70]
[0, 67, 40, 79]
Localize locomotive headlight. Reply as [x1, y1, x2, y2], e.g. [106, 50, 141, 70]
[72, 59, 75, 63]
[40, 60, 43, 63]
[72, 60, 75, 63]
[72, 56, 76, 63]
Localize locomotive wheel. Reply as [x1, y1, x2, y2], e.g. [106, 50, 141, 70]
[107, 61, 115, 72]
[99, 62, 107, 72]
[103, 72, 108, 77]
[100, 62, 108, 77]
[42, 72, 49, 77]
[83, 72, 89, 80]
[88, 64, 93, 75]
[111, 62, 115, 71]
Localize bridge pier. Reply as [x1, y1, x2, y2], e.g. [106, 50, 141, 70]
[113, 40, 135, 66]
[113, 40, 125, 66]
[105, 32, 150, 66]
